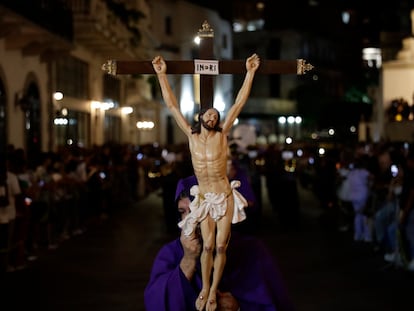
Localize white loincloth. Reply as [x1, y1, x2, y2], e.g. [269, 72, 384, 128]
[178, 180, 247, 236]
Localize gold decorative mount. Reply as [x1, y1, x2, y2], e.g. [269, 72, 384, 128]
[297, 59, 314, 75]
[198, 20, 214, 38]
[102, 59, 117, 76]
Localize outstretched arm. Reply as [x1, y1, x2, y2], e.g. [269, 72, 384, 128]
[152, 56, 192, 136]
[222, 54, 260, 132]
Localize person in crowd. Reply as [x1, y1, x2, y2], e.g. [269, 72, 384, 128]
[263, 143, 284, 216]
[159, 158, 183, 235]
[336, 155, 354, 232]
[0, 153, 22, 273]
[313, 154, 342, 231]
[25, 152, 54, 258]
[144, 175, 295, 311]
[84, 154, 106, 225]
[374, 162, 403, 257]
[346, 155, 373, 242]
[399, 152, 414, 271]
[382, 151, 414, 271]
[313, 155, 338, 211]
[8, 148, 32, 269]
[152, 53, 260, 310]
[371, 148, 395, 249]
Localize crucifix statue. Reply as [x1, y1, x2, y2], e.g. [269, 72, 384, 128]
[103, 21, 313, 311]
[102, 20, 313, 110]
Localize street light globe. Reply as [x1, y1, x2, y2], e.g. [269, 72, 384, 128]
[287, 116, 295, 124]
[53, 91, 64, 101]
[121, 106, 133, 115]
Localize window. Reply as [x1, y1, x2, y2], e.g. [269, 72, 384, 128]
[56, 56, 89, 99]
[104, 115, 121, 143]
[103, 74, 121, 105]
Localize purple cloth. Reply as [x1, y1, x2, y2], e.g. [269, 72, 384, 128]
[144, 231, 295, 311]
[230, 166, 256, 205]
[174, 175, 198, 202]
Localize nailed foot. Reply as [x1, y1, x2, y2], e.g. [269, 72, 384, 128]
[196, 288, 209, 311]
[205, 290, 217, 311]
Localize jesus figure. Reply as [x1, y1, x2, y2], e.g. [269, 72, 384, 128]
[152, 53, 260, 311]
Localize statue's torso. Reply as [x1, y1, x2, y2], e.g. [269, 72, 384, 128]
[189, 131, 229, 194]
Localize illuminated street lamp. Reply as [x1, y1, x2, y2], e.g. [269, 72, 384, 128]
[136, 120, 154, 130]
[121, 106, 133, 115]
[53, 91, 64, 101]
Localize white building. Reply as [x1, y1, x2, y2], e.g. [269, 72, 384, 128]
[381, 9, 414, 142]
[0, 0, 232, 162]
[148, 0, 233, 145]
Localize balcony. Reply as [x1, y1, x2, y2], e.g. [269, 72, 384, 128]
[0, 0, 73, 59]
[68, 0, 147, 60]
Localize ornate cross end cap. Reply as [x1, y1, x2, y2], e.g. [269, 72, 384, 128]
[198, 20, 214, 38]
[102, 59, 117, 76]
[297, 59, 314, 75]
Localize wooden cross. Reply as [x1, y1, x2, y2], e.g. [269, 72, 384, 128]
[102, 21, 314, 110]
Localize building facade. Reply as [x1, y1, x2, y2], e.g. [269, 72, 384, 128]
[381, 9, 414, 142]
[0, 0, 232, 163]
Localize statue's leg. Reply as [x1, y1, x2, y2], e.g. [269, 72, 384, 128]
[206, 196, 234, 311]
[196, 216, 215, 311]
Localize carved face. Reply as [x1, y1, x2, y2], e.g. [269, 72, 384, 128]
[201, 108, 219, 131]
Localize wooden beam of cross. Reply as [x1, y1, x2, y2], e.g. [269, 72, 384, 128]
[102, 21, 314, 110]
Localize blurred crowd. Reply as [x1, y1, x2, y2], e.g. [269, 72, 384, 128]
[306, 141, 414, 272]
[1, 139, 414, 275]
[0, 142, 164, 273]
